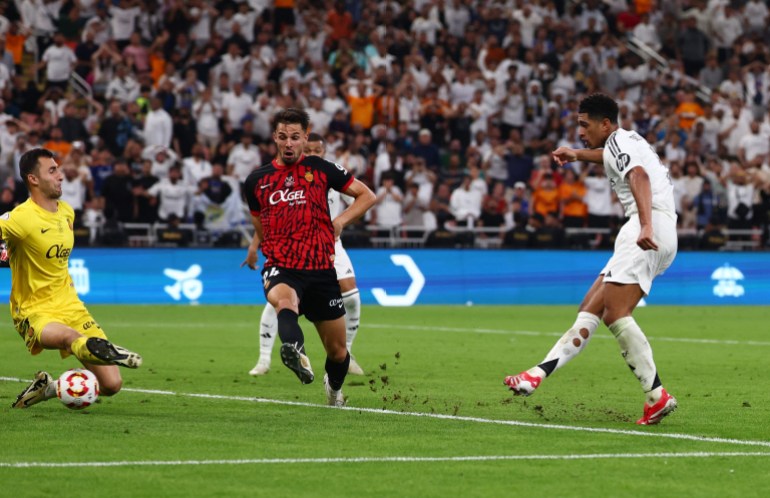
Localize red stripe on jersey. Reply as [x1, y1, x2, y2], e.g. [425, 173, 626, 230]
[341, 176, 354, 192]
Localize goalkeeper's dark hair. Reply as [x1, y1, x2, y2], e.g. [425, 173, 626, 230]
[19, 148, 55, 189]
[273, 108, 310, 132]
[578, 93, 619, 125]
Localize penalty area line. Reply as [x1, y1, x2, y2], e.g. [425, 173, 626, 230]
[2, 376, 768, 450]
[3, 451, 770, 468]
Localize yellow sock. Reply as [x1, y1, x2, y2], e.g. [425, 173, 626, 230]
[70, 336, 106, 364]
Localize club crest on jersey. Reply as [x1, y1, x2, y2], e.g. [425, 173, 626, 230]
[284, 175, 295, 188]
[304, 170, 314, 183]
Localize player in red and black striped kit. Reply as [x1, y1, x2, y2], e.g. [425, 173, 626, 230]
[241, 108, 375, 406]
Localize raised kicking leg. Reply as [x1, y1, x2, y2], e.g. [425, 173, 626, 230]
[504, 275, 604, 396]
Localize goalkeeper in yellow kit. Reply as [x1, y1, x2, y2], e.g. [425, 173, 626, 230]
[5, 148, 142, 408]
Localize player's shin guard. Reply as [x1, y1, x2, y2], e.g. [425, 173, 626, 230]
[342, 289, 360, 352]
[325, 352, 350, 391]
[534, 312, 600, 378]
[260, 304, 278, 360]
[276, 309, 305, 353]
[609, 316, 663, 404]
[70, 336, 107, 365]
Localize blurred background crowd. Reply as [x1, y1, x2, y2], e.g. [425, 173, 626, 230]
[0, 0, 769, 250]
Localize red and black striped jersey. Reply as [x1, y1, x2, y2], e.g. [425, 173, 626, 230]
[244, 154, 354, 270]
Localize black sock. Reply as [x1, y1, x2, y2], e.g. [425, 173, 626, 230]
[537, 359, 559, 377]
[325, 352, 350, 391]
[277, 309, 305, 353]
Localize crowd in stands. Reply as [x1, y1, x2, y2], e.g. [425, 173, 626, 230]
[0, 0, 769, 249]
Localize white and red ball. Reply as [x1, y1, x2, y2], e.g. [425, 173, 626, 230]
[57, 369, 99, 410]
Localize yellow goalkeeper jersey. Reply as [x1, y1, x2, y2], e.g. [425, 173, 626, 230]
[0, 198, 80, 319]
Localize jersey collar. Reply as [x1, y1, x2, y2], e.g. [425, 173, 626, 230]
[272, 154, 306, 169]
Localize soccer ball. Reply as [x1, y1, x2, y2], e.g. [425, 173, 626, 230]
[57, 369, 99, 410]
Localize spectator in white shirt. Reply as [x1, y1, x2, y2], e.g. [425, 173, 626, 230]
[182, 143, 213, 188]
[322, 83, 347, 117]
[146, 165, 197, 221]
[450, 173, 483, 228]
[738, 120, 769, 167]
[105, 64, 140, 104]
[188, 0, 217, 46]
[221, 81, 253, 132]
[109, 0, 141, 49]
[38, 33, 77, 90]
[443, 0, 471, 38]
[142, 144, 178, 179]
[227, 132, 261, 183]
[220, 42, 247, 84]
[193, 88, 221, 152]
[632, 13, 661, 51]
[60, 163, 87, 215]
[374, 173, 403, 228]
[743, 0, 769, 36]
[411, 4, 442, 45]
[142, 97, 173, 148]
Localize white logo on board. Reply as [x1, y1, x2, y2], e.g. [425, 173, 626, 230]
[69, 259, 90, 295]
[711, 264, 745, 298]
[164, 264, 203, 301]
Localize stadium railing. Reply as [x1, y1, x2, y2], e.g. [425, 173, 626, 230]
[365, 224, 432, 248]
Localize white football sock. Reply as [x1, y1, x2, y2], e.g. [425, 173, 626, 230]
[342, 288, 360, 353]
[608, 316, 663, 404]
[259, 303, 278, 363]
[529, 311, 600, 379]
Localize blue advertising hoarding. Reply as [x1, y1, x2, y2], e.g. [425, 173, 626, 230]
[0, 249, 767, 306]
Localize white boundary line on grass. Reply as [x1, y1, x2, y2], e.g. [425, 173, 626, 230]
[3, 376, 766, 450]
[363, 323, 770, 347]
[100, 321, 770, 347]
[3, 451, 770, 468]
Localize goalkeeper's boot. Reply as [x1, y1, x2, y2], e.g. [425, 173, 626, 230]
[347, 356, 364, 375]
[280, 342, 314, 384]
[12, 371, 54, 408]
[503, 370, 543, 396]
[249, 358, 271, 376]
[323, 374, 346, 407]
[86, 337, 143, 368]
[636, 389, 678, 425]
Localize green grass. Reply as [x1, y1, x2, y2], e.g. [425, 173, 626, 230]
[1, 305, 769, 497]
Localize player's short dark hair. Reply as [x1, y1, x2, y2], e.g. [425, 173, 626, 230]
[19, 148, 55, 188]
[273, 108, 310, 132]
[578, 93, 619, 124]
[307, 132, 324, 143]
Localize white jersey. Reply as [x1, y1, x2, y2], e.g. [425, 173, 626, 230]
[603, 128, 676, 218]
[327, 189, 353, 219]
[327, 189, 356, 280]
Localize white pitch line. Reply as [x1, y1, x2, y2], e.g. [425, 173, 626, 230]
[3, 452, 770, 469]
[97, 321, 770, 347]
[3, 376, 767, 450]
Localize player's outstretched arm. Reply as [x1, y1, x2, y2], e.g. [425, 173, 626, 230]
[552, 146, 605, 166]
[627, 166, 658, 251]
[333, 179, 376, 239]
[241, 215, 264, 270]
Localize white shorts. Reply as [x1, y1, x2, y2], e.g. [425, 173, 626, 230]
[334, 239, 355, 281]
[601, 211, 678, 295]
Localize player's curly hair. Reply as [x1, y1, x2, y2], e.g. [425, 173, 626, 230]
[273, 108, 310, 132]
[578, 93, 619, 125]
[19, 148, 55, 188]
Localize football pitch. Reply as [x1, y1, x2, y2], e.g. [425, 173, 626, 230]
[1, 304, 769, 497]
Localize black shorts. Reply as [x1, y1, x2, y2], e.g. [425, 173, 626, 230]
[261, 266, 345, 323]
